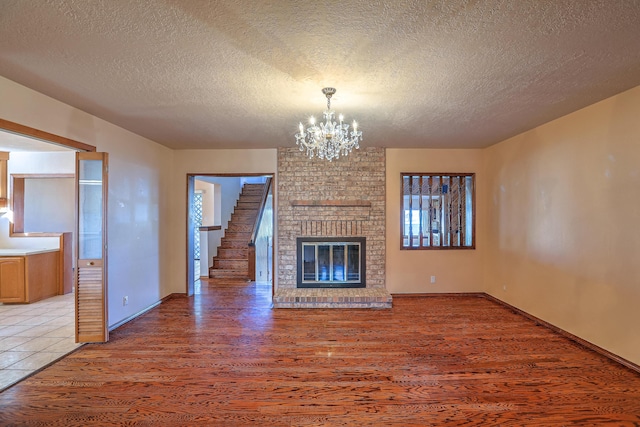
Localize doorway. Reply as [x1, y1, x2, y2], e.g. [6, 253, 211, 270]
[186, 174, 274, 296]
[0, 119, 100, 390]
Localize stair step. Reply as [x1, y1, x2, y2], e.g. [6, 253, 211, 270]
[223, 232, 250, 238]
[239, 194, 262, 200]
[220, 239, 250, 248]
[214, 259, 248, 270]
[236, 204, 260, 210]
[229, 216, 255, 224]
[217, 248, 247, 259]
[227, 223, 253, 232]
[225, 229, 251, 235]
[208, 268, 249, 279]
[223, 232, 251, 240]
[231, 211, 257, 219]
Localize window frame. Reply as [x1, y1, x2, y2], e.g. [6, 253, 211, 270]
[400, 172, 476, 250]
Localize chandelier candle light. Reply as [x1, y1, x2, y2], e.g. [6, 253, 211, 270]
[295, 87, 362, 161]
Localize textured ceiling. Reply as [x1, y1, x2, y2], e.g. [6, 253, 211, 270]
[1, 0, 639, 150]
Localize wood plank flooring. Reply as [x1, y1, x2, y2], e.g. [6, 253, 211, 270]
[1, 279, 639, 426]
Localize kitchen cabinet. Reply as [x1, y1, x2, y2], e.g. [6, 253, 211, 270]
[0, 249, 58, 303]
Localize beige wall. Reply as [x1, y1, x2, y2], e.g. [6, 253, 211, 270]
[386, 148, 486, 293]
[0, 75, 174, 327]
[484, 85, 640, 364]
[169, 149, 277, 293]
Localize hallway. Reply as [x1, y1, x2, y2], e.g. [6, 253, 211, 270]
[1, 279, 639, 425]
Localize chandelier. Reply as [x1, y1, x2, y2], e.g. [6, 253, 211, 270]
[295, 87, 362, 161]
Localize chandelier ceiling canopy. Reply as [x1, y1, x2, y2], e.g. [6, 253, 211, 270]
[295, 87, 362, 162]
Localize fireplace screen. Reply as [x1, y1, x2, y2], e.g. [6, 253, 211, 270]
[297, 237, 366, 288]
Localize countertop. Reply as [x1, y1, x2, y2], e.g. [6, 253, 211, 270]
[0, 248, 58, 256]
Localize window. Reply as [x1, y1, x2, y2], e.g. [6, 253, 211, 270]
[401, 173, 475, 249]
[193, 191, 203, 261]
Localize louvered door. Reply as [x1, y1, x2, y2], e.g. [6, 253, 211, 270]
[75, 152, 108, 343]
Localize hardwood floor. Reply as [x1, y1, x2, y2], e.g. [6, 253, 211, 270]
[1, 279, 639, 426]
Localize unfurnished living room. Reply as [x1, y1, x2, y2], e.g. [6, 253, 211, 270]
[1, 1, 640, 425]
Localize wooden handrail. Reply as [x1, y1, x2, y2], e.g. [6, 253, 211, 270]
[248, 177, 272, 247]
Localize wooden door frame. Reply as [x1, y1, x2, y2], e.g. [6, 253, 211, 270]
[186, 175, 195, 295]
[0, 119, 97, 339]
[186, 173, 275, 296]
[0, 119, 96, 152]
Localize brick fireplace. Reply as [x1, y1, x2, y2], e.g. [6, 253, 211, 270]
[273, 147, 392, 308]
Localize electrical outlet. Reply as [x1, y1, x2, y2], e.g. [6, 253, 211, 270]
[123, 296, 128, 306]
[503, 284, 507, 291]
[430, 276, 436, 284]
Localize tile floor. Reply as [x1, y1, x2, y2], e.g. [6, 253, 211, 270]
[0, 293, 81, 391]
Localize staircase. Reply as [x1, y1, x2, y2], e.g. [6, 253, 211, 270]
[209, 183, 265, 279]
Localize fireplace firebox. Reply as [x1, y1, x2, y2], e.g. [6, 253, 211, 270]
[296, 237, 366, 288]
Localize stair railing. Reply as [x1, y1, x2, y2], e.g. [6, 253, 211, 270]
[247, 177, 272, 281]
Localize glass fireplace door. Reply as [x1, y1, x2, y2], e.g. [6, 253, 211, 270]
[298, 238, 365, 288]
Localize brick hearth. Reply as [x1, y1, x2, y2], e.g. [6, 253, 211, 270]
[273, 288, 392, 309]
